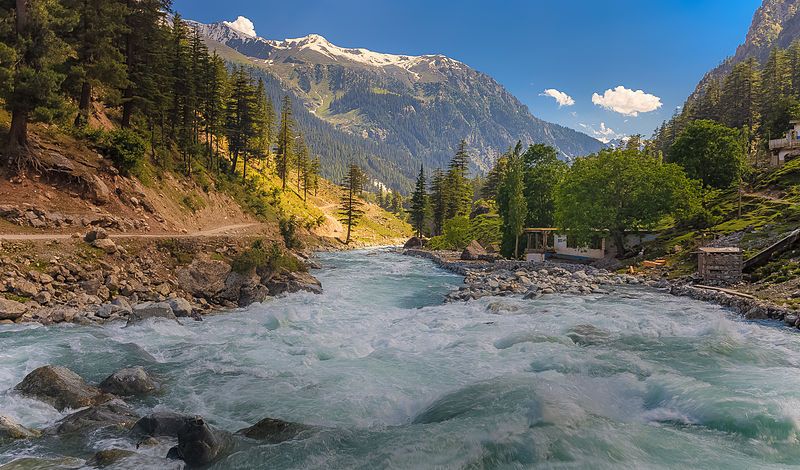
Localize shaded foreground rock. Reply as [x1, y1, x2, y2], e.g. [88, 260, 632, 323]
[169, 416, 233, 466]
[237, 417, 315, 443]
[15, 365, 110, 411]
[0, 415, 40, 441]
[87, 449, 136, 468]
[46, 399, 139, 434]
[131, 411, 195, 438]
[99, 367, 158, 396]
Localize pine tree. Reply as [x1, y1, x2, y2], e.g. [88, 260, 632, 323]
[294, 135, 310, 196]
[2, 0, 76, 167]
[761, 47, 794, 136]
[721, 58, 761, 131]
[338, 163, 365, 244]
[409, 165, 428, 237]
[120, 0, 171, 129]
[445, 139, 472, 218]
[429, 168, 447, 236]
[275, 95, 294, 190]
[63, 0, 126, 127]
[203, 52, 228, 170]
[309, 156, 321, 196]
[481, 154, 508, 200]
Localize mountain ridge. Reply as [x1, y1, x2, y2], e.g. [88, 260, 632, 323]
[190, 18, 604, 184]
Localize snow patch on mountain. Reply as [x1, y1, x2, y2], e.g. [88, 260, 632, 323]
[223, 16, 257, 37]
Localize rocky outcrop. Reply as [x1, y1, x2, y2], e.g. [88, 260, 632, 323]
[126, 301, 178, 325]
[461, 240, 487, 261]
[169, 416, 232, 466]
[99, 367, 158, 396]
[403, 237, 426, 249]
[176, 258, 232, 298]
[0, 415, 40, 441]
[0, 205, 149, 231]
[46, 399, 139, 435]
[0, 297, 28, 321]
[265, 271, 322, 296]
[237, 417, 315, 443]
[15, 365, 111, 411]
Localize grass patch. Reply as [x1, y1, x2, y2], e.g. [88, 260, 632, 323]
[180, 193, 206, 213]
[3, 293, 31, 303]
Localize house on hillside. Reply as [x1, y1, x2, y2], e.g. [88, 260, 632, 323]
[523, 228, 657, 262]
[769, 120, 800, 166]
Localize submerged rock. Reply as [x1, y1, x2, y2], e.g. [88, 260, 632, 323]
[46, 399, 139, 434]
[87, 449, 136, 467]
[99, 367, 158, 396]
[15, 365, 110, 411]
[0, 415, 40, 441]
[237, 417, 315, 443]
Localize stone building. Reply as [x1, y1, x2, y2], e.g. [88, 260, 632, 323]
[697, 247, 743, 283]
[769, 120, 800, 166]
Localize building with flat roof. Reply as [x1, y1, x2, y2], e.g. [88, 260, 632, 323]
[768, 120, 800, 166]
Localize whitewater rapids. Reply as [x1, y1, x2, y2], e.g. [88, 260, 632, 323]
[2, 249, 800, 469]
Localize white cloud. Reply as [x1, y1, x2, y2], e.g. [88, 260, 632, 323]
[224, 16, 257, 37]
[591, 86, 662, 116]
[540, 89, 575, 107]
[579, 122, 622, 144]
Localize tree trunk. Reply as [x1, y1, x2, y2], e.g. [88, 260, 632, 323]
[74, 81, 92, 127]
[7, 108, 28, 159]
[613, 231, 627, 259]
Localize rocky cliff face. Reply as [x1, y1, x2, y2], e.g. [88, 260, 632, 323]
[190, 20, 604, 175]
[692, 0, 800, 98]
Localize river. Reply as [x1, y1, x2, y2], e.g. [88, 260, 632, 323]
[2, 249, 800, 469]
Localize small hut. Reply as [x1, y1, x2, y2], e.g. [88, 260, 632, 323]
[697, 247, 743, 283]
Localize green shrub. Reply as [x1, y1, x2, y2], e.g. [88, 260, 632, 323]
[428, 215, 502, 251]
[279, 215, 303, 249]
[181, 193, 206, 213]
[231, 240, 306, 274]
[104, 129, 146, 177]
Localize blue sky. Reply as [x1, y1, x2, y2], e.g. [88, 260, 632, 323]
[174, 0, 761, 142]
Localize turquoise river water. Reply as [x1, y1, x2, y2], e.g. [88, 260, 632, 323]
[2, 249, 800, 469]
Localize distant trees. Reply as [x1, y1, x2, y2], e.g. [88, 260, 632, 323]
[338, 163, 365, 244]
[555, 148, 699, 255]
[521, 143, 567, 228]
[669, 120, 745, 189]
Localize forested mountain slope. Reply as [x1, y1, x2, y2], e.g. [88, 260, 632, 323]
[190, 20, 604, 189]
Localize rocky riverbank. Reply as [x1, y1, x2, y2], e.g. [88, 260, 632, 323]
[0, 230, 323, 326]
[0, 364, 318, 467]
[405, 248, 800, 330]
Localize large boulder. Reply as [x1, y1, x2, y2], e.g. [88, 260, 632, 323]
[131, 411, 195, 438]
[92, 238, 118, 254]
[403, 237, 426, 249]
[127, 301, 177, 325]
[219, 271, 262, 305]
[15, 365, 110, 411]
[99, 367, 158, 396]
[84, 228, 108, 243]
[168, 416, 232, 466]
[461, 240, 487, 261]
[166, 297, 193, 317]
[237, 417, 315, 443]
[176, 258, 231, 298]
[0, 297, 28, 321]
[0, 415, 40, 441]
[46, 399, 139, 435]
[266, 271, 322, 296]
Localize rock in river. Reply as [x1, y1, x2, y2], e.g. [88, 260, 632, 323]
[0, 297, 28, 321]
[169, 416, 232, 466]
[131, 411, 195, 438]
[46, 399, 139, 434]
[0, 415, 40, 441]
[99, 367, 158, 396]
[15, 365, 110, 411]
[237, 417, 315, 443]
[127, 301, 177, 325]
